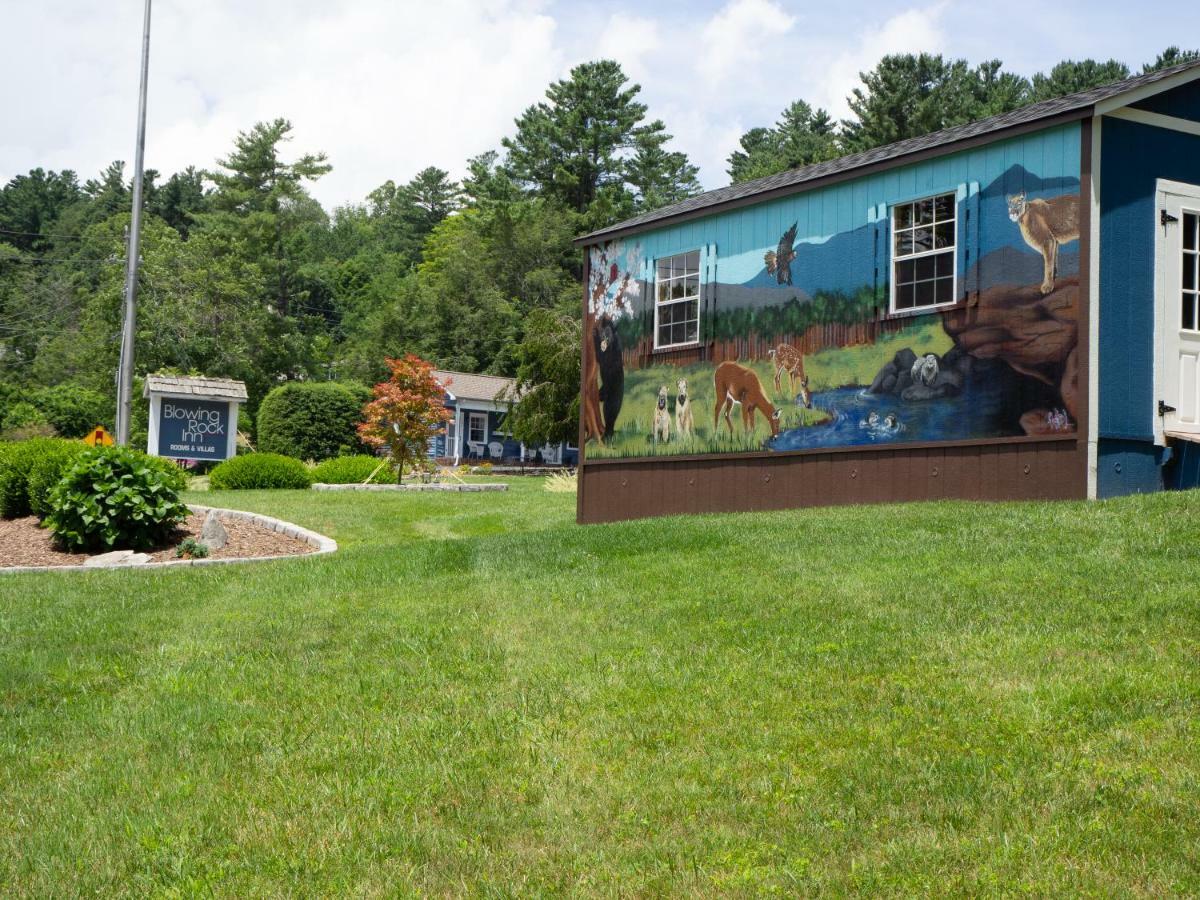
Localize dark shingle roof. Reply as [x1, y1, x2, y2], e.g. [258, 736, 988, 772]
[577, 58, 1200, 245]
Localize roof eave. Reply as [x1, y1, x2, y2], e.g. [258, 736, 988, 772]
[574, 106, 1093, 248]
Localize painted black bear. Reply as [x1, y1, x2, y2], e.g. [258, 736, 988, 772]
[594, 314, 624, 440]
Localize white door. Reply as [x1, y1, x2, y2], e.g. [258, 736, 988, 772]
[1158, 181, 1200, 438]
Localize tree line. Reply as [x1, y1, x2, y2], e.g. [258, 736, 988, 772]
[0, 48, 1194, 447]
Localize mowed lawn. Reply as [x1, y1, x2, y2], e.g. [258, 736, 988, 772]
[2, 481, 1200, 896]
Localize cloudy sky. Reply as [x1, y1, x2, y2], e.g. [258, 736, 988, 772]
[3, 0, 1198, 208]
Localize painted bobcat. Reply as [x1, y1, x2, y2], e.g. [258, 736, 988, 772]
[1008, 191, 1080, 294]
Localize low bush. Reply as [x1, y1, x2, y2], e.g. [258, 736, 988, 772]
[26, 440, 88, 519]
[45, 446, 190, 551]
[256, 382, 368, 462]
[311, 454, 396, 485]
[209, 453, 312, 490]
[0, 440, 46, 517]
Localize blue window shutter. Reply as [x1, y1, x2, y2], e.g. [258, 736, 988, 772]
[958, 182, 981, 301]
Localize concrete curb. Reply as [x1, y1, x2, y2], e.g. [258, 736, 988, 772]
[312, 482, 507, 492]
[1, 505, 337, 574]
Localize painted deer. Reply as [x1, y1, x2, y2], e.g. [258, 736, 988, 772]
[767, 343, 812, 407]
[714, 361, 783, 437]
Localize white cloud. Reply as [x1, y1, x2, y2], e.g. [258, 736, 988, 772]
[4, 0, 1198, 203]
[699, 0, 797, 86]
[1, 0, 564, 207]
[814, 5, 949, 120]
[597, 14, 662, 82]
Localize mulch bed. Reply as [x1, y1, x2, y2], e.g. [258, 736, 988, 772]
[0, 511, 315, 569]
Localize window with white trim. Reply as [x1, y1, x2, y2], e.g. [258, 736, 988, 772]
[467, 412, 487, 445]
[654, 250, 700, 349]
[891, 192, 957, 313]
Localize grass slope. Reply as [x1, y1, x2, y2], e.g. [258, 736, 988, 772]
[2, 483, 1200, 895]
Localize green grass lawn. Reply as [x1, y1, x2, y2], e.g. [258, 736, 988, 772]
[3, 482, 1200, 895]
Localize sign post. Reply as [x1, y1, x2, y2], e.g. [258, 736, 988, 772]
[143, 375, 247, 462]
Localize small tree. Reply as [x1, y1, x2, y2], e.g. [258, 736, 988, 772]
[358, 355, 451, 483]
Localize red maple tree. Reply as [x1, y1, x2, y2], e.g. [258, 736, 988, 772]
[358, 355, 452, 482]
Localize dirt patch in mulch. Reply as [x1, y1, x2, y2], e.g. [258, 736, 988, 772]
[0, 511, 315, 569]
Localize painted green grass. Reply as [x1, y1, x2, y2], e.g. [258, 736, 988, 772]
[3, 483, 1200, 895]
[592, 320, 951, 459]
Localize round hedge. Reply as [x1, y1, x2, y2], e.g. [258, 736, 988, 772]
[209, 453, 312, 490]
[310, 454, 396, 485]
[255, 382, 368, 462]
[45, 445, 190, 552]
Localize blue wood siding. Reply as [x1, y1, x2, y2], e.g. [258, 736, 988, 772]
[1098, 115, 1200, 496]
[1132, 78, 1200, 120]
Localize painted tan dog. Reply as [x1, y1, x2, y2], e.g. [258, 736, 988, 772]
[674, 378, 694, 439]
[653, 385, 672, 445]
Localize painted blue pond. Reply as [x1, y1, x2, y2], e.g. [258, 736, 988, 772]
[767, 379, 1022, 452]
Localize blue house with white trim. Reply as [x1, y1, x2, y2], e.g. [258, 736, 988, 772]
[573, 60, 1200, 522]
[428, 370, 578, 465]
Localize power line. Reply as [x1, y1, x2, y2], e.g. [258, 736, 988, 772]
[0, 226, 86, 240]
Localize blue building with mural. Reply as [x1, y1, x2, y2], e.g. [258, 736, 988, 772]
[575, 61, 1200, 523]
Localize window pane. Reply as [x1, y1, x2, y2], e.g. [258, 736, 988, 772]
[894, 203, 913, 229]
[934, 194, 955, 222]
[935, 251, 955, 279]
[685, 274, 700, 297]
[912, 227, 933, 253]
[935, 277, 955, 305]
[1186, 213, 1197, 251]
[657, 280, 670, 302]
[916, 198, 934, 226]
[914, 279, 936, 308]
[671, 280, 687, 300]
[685, 250, 700, 274]
[895, 283, 915, 310]
[895, 231, 914, 256]
[934, 222, 954, 249]
[658, 323, 671, 345]
[657, 259, 671, 281]
[1184, 293, 1196, 331]
[915, 255, 936, 281]
[1183, 253, 1196, 291]
[895, 259, 915, 284]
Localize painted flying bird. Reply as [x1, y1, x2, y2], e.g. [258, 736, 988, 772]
[764, 222, 798, 285]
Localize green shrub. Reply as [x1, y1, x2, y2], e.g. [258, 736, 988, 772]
[1, 402, 53, 436]
[209, 453, 312, 490]
[256, 382, 367, 462]
[311, 454, 396, 485]
[31, 385, 113, 438]
[142, 455, 189, 494]
[45, 446, 190, 551]
[175, 537, 209, 559]
[26, 439, 88, 519]
[0, 440, 43, 517]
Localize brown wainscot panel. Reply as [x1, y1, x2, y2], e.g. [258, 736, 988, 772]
[578, 438, 1086, 524]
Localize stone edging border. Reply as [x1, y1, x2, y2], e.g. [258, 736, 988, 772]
[1, 505, 337, 574]
[312, 482, 507, 492]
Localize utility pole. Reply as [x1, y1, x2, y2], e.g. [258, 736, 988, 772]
[115, 0, 152, 446]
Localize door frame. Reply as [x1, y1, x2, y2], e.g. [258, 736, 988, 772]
[1153, 178, 1200, 445]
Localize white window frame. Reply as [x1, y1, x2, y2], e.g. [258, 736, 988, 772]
[889, 191, 958, 316]
[467, 411, 488, 445]
[445, 416, 457, 454]
[653, 249, 702, 351]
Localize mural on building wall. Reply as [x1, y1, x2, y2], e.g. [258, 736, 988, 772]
[582, 155, 1082, 460]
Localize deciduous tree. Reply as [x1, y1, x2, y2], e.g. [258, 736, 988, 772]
[358, 354, 451, 482]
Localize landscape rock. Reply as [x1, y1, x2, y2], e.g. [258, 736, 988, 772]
[199, 509, 228, 550]
[83, 550, 151, 567]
